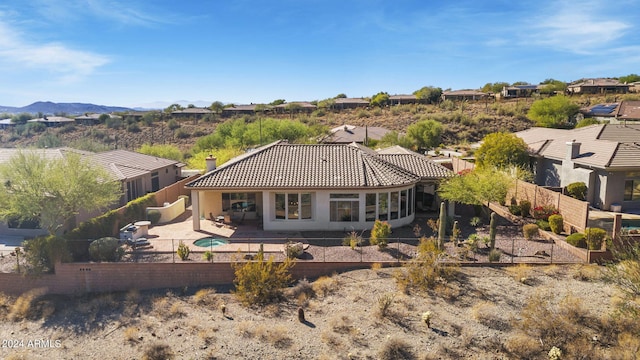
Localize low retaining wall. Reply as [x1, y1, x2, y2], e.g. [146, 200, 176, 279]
[147, 197, 186, 224]
[0, 261, 375, 296]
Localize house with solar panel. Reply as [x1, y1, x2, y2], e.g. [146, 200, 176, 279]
[580, 101, 640, 124]
[185, 141, 452, 232]
[515, 124, 640, 212]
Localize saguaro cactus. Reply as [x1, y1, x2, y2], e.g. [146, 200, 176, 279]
[489, 212, 497, 249]
[438, 202, 446, 250]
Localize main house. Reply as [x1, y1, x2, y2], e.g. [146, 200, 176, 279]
[186, 141, 452, 232]
[516, 124, 640, 212]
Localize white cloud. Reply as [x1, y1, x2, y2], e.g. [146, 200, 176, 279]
[528, 1, 631, 54]
[0, 22, 109, 83]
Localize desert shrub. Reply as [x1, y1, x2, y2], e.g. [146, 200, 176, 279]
[585, 227, 607, 250]
[312, 275, 339, 297]
[176, 240, 190, 260]
[22, 236, 71, 274]
[566, 233, 587, 248]
[523, 224, 539, 240]
[343, 231, 362, 249]
[508, 204, 521, 216]
[506, 292, 592, 359]
[9, 288, 48, 321]
[175, 128, 190, 138]
[376, 293, 395, 319]
[283, 241, 304, 259]
[470, 216, 482, 227]
[166, 119, 180, 130]
[532, 205, 558, 221]
[488, 248, 502, 262]
[566, 182, 587, 200]
[89, 237, 123, 262]
[357, 109, 369, 118]
[203, 250, 213, 262]
[519, 200, 531, 217]
[536, 220, 551, 231]
[143, 343, 175, 360]
[193, 288, 217, 306]
[146, 209, 161, 224]
[127, 122, 141, 133]
[396, 237, 458, 292]
[232, 252, 294, 306]
[548, 214, 564, 234]
[192, 129, 207, 137]
[379, 337, 415, 360]
[370, 220, 391, 250]
[287, 278, 315, 301]
[105, 117, 122, 129]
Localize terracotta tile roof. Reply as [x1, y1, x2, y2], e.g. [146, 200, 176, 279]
[375, 148, 453, 180]
[597, 123, 640, 143]
[568, 78, 626, 88]
[186, 141, 422, 189]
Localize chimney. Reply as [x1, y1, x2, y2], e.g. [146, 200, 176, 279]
[205, 154, 217, 172]
[566, 140, 581, 160]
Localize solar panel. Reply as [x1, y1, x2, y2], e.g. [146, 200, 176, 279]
[590, 104, 618, 115]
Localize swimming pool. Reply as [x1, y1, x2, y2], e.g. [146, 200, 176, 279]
[193, 237, 229, 248]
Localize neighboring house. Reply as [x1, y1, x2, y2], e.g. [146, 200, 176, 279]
[89, 150, 186, 205]
[74, 113, 103, 125]
[579, 103, 620, 122]
[515, 124, 640, 212]
[320, 125, 391, 145]
[389, 94, 418, 105]
[567, 78, 629, 95]
[332, 98, 369, 110]
[27, 116, 75, 127]
[186, 141, 452, 232]
[442, 90, 489, 101]
[0, 148, 185, 237]
[500, 85, 541, 98]
[579, 101, 640, 124]
[222, 104, 259, 117]
[171, 107, 213, 119]
[273, 102, 317, 114]
[0, 118, 15, 130]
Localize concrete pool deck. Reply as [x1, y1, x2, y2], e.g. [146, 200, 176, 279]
[144, 209, 302, 253]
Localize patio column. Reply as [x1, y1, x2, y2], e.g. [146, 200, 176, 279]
[192, 190, 201, 231]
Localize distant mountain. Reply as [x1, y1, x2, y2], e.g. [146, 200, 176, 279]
[0, 101, 134, 115]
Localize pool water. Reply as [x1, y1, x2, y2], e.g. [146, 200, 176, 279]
[193, 237, 229, 247]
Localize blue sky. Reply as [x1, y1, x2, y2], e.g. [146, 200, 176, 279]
[1, 0, 639, 108]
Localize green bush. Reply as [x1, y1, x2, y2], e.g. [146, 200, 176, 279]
[566, 233, 587, 248]
[536, 220, 551, 231]
[548, 214, 564, 234]
[370, 220, 391, 250]
[509, 204, 521, 216]
[22, 236, 71, 274]
[177, 240, 190, 261]
[585, 227, 607, 250]
[203, 251, 213, 262]
[147, 209, 161, 224]
[519, 200, 531, 217]
[284, 242, 305, 259]
[523, 224, 540, 241]
[566, 182, 587, 201]
[89, 237, 123, 262]
[123, 194, 157, 223]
